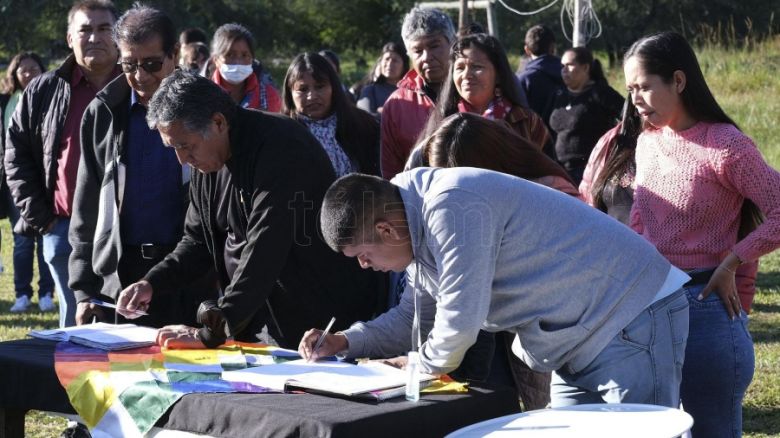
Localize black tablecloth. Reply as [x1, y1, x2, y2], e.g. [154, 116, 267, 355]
[0, 339, 520, 437]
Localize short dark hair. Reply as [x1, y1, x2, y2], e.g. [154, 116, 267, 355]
[67, 0, 119, 28]
[146, 69, 237, 135]
[524, 24, 555, 56]
[179, 27, 208, 45]
[212, 23, 255, 59]
[320, 174, 403, 251]
[114, 4, 177, 56]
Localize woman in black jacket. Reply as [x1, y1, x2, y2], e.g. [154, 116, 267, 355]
[546, 46, 624, 184]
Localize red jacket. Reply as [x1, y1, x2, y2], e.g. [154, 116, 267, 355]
[380, 70, 435, 179]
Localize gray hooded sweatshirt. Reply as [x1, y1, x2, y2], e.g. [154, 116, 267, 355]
[342, 167, 674, 375]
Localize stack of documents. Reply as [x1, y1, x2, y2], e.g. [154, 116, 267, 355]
[29, 323, 158, 351]
[222, 359, 436, 400]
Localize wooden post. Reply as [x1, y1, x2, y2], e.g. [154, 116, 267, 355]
[486, 0, 498, 38]
[459, 0, 468, 29]
[572, 0, 587, 47]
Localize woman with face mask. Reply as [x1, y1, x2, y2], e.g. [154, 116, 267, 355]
[210, 23, 281, 112]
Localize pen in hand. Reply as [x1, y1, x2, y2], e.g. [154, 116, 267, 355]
[89, 298, 149, 316]
[309, 317, 336, 362]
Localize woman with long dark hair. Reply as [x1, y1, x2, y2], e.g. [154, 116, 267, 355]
[423, 113, 576, 196]
[1, 52, 55, 314]
[422, 33, 549, 153]
[282, 53, 380, 177]
[579, 98, 640, 224]
[547, 46, 624, 184]
[624, 31, 780, 437]
[357, 42, 408, 118]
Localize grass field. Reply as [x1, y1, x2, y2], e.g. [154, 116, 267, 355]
[2, 37, 779, 437]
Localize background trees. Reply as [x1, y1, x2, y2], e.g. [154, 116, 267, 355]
[0, 0, 776, 66]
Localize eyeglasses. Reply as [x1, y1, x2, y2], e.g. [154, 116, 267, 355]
[118, 59, 164, 74]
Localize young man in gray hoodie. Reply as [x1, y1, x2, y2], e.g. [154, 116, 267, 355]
[300, 167, 691, 408]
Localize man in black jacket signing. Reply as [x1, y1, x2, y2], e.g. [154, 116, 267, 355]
[117, 70, 385, 349]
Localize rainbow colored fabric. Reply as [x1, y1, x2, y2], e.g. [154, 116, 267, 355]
[54, 341, 469, 437]
[54, 341, 280, 437]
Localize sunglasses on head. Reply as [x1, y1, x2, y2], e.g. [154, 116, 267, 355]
[118, 59, 164, 74]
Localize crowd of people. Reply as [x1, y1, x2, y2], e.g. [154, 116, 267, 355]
[2, 1, 778, 437]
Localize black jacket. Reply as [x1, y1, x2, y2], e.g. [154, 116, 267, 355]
[69, 75, 130, 303]
[145, 108, 386, 348]
[547, 81, 625, 165]
[5, 55, 79, 235]
[0, 93, 13, 219]
[517, 55, 564, 120]
[69, 75, 217, 326]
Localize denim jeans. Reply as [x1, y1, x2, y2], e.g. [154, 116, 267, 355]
[42, 217, 75, 327]
[681, 283, 754, 438]
[7, 198, 54, 299]
[551, 289, 689, 408]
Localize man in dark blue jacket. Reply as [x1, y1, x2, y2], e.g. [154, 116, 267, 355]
[516, 25, 564, 122]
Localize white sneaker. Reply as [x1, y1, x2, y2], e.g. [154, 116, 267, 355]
[39, 294, 56, 312]
[10, 295, 30, 313]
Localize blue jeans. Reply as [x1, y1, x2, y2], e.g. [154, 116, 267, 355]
[7, 198, 54, 299]
[681, 284, 754, 438]
[42, 217, 75, 327]
[551, 289, 689, 408]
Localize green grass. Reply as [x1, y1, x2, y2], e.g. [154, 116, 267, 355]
[3, 37, 780, 437]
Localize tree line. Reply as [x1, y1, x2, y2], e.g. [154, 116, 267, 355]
[0, 0, 777, 65]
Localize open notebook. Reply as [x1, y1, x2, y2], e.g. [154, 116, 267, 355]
[222, 359, 436, 399]
[29, 323, 158, 351]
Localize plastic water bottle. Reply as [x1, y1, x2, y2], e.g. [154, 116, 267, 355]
[405, 351, 420, 402]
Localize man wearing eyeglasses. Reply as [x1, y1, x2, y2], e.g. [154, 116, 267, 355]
[69, 4, 217, 327]
[5, 0, 120, 328]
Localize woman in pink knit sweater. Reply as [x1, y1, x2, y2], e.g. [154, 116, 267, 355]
[624, 31, 780, 438]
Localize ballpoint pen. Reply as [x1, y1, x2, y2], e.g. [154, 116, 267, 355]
[310, 316, 336, 361]
[89, 298, 149, 316]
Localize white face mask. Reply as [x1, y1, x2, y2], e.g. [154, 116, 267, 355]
[219, 63, 254, 84]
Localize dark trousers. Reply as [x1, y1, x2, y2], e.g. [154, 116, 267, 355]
[113, 245, 218, 328]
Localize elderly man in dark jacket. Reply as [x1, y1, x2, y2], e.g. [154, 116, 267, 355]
[117, 70, 385, 349]
[5, 0, 120, 327]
